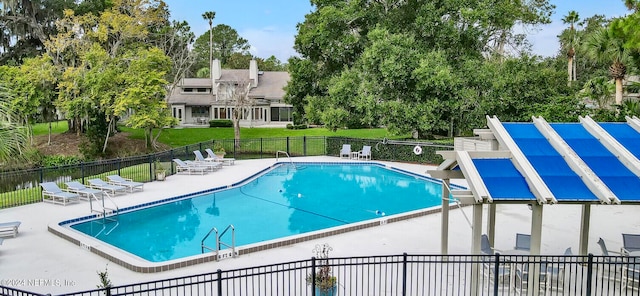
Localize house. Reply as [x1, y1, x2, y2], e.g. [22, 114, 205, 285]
[167, 59, 292, 126]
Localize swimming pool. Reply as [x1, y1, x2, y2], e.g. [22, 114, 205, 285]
[58, 162, 446, 270]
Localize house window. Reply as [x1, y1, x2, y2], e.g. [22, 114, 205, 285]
[183, 88, 194, 93]
[270, 107, 293, 122]
[192, 106, 210, 118]
[197, 88, 208, 93]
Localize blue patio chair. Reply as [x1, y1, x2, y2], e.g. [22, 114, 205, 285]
[598, 237, 625, 282]
[65, 181, 106, 200]
[515, 233, 531, 251]
[40, 182, 80, 206]
[106, 175, 144, 192]
[0, 221, 21, 238]
[622, 233, 640, 254]
[358, 145, 372, 160]
[205, 148, 235, 165]
[87, 179, 128, 195]
[480, 234, 511, 286]
[340, 144, 351, 159]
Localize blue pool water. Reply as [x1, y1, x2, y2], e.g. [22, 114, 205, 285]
[70, 163, 443, 262]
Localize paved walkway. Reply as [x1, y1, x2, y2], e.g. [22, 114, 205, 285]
[0, 157, 638, 294]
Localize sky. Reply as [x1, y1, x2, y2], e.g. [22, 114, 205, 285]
[162, 0, 631, 63]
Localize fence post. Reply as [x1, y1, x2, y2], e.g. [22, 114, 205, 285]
[81, 161, 85, 184]
[147, 155, 152, 181]
[217, 269, 223, 296]
[586, 253, 594, 296]
[303, 136, 307, 156]
[117, 158, 121, 176]
[311, 256, 317, 296]
[493, 253, 500, 296]
[286, 137, 290, 155]
[260, 138, 263, 159]
[402, 253, 408, 296]
[170, 150, 174, 175]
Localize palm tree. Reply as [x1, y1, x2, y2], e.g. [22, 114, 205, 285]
[202, 11, 216, 77]
[0, 87, 28, 164]
[585, 27, 631, 105]
[561, 11, 580, 83]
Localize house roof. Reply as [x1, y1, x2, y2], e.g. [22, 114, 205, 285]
[249, 72, 290, 99]
[179, 78, 211, 87]
[218, 69, 250, 82]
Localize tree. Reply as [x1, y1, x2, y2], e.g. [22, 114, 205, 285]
[585, 26, 633, 105]
[0, 86, 29, 164]
[191, 24, 250, 71]
[201, 11, 215, 76]
[561, 11, 580, 83]
[219, 79, 251, 148]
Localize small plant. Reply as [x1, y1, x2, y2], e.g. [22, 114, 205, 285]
[307, 243, 336, 294]
[97, 265, 112, 296]
[154, 159, 166, 173]
[213, 143, 226, 154]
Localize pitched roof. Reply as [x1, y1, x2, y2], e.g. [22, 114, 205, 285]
[249, 72, 290, 99]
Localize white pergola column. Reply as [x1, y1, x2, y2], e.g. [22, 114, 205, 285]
[579, 204, 591, 255]
[441, 179, 450, 255]
[470, 203, 484, 296]
[487, 203, 496, 247]
[528, 203, 544, 295]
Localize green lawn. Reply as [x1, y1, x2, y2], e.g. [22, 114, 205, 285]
[121, 126, 406, 147]
[32, 120, 69, 135]
[30, 121, 408, 148]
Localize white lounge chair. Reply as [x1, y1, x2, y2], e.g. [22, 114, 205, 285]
[106, 175, 144, 192]
[193, 150, 222, 171]
[40, 182, 80, 206]
[205, 148, 235, 165]
[0, 221, 21, 237]
[87, 179, 128, 195]
[358, 145, 372, 160]
[173, 159, 207, 175]
[65, 181, 106, 201]
[340, 144, 351, 159]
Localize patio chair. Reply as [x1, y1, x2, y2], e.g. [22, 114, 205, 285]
[40, 182, 80, 206]
[340, 144, 351, 159]
[193, 150, 223, 171]
[0, 221, 21, 238]
[87, 179, 128, 195]
[598, 237, 625, 282]
[65, 181, 106, 201]
[622, 233, 640, 254]
[173, 159, 207, 175]
[358, 145, 372, 160]
[480, 234, 511, 286]
[515, 233, 531, 251]
[106, 175, 144, 192]
[205, 148, 235, 165]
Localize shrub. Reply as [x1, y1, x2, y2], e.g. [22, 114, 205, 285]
[286, 124, 308, 130]
[41, 155, 83, 167]
[209, 120, 233, 127]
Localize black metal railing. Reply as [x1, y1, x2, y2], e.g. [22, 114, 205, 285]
[0, 136, 451, 209]
[1, 254, 638, 296]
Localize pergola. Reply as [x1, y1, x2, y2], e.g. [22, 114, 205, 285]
[429, 115, 640, 259]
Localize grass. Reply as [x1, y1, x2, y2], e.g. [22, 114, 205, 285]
[121, 126, 407, 147]
[31, 120, 69, 136]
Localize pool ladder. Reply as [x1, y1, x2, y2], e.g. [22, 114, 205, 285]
[201, 224, 236, 260]
[276, 150, 295, 167]
[89, 192, 120, 236]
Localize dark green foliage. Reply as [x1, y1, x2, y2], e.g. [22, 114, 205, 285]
[209, 120, 233, 127]
[41, 155, 83, 167]
[79, 110, 109, 159]
[286, 124, 308, 130]
[326, 137, 450, 165]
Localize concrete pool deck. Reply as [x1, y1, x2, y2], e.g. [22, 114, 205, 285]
[0, 156, 639, 294]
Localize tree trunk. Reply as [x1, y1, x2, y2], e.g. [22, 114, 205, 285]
[567, 57, 573, 85]
[102, 116, 112, 153]
[615, 78, 623, 105]
[48, 121, 52, 145]
[233, 110, 241, 149]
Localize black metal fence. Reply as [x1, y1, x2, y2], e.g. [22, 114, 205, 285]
[0, 136, 451, 209]
[1, 254, 638, 296]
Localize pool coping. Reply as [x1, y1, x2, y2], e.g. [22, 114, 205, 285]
[49, 162, 462, 273]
